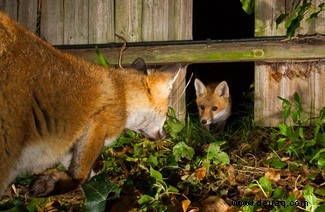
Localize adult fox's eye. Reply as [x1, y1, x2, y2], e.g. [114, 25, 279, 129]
[211, 106, 218, 111]
[200, 105, 205, 110]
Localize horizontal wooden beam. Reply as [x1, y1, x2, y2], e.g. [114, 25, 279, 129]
[61, 36, 325, 65]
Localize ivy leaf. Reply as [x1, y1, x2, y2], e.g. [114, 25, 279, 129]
[83, 173, 120, 212]
[270, 157, 287, 169]
[138, 194, 155, 205]
[240, 0, 254, 15]
[259, 177, 272, 194]
[272, 187, 285, 199]
[206, 142, 221, 160]
[276, 13, 289, 28]
[173, 142, 195, 161]
[150, 166, 163, 182]
[303, 185, 319, 211]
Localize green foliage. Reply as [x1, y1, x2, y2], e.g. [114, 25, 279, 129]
[95, 47, 109, 67]
[276, 1, 325, 38]
[303, 185, 320, 211]
[274, 92, 325, 166]
[240, 0, 254, 15]
[83, 107, 229, 211]
[0, 197, 50, 212]
[82, 173, 121, 211]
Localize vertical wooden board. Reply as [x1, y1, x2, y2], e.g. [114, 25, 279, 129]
[254, 0, 285, 126]
[115, 0, 142, 42]
[255, 0, 286, 36]
[63, 0, 89, 44]
[41, 0, 64, 45]
[17, 0, 38, 33]
[142, 0, 169, 41]
[314, 0, 325, 34]
[254, 0, 323, 126]
[169, 66, 187, 123]
[167, 0, 192, 122]
[168, 0, 193, 40]
[294, 0, 325, 35]
[314, 62, 325, 117]
[279, 63, 312, 125]
[89, 0, 115, 44]
[254, 63, 282, 127]
[0, 0, 18, 20]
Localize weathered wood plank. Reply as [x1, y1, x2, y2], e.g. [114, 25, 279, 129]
[142, 0, 168, 41]
[167, 0, 192, 122]
[62, 38, 325, 65]
[41, 0, 64, 44]
[63, 0, 89, 44]
[313, 62, 325, 118]
[254, 63, 282, 126]
[0, 0, 38, 33]
[293, 0, 325, 35]
[255, 0, 286, 36]
[0, 0, 18, 21]
[89, 0, 115, 43]
[115, 0, 142, 42]
[17, 0, 38, 33]
[255, 0, 325, 127]
[168, 0, 193, 40]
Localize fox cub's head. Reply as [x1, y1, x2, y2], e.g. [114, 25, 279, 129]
[125, 59, 181, 141]
[194, 78, 231, 129]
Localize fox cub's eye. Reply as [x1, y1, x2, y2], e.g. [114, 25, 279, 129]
[211, 106, 218, 111]
[200, 105, 205, 110]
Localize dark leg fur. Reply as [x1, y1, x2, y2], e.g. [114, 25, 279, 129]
[29, 171, 80, 197]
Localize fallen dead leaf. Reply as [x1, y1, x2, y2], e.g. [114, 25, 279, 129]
[227, 165, 237, 186]
[182, 199, 191, 212]
[264, 168, 281, 182]
[200, 196, 231, 212]
[194, 167, 207, 181]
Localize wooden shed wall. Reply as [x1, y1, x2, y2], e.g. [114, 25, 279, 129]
[255, 0, 325, 126]
[0, 0, 192, 121]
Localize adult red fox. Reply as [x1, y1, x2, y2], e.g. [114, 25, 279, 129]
[0, 12, 180, 197]
[194, 79, 231, 131]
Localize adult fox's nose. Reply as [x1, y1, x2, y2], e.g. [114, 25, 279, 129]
[140, 129, 166, 141]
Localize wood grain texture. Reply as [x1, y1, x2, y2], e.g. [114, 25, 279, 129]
[115, 0, 142, 42]
[41, 0, 64, 45]
[63, 38, 325, 65]
[64, 0, 89, 44]
[89, 0, 115, 44]
[255, 0, 325, 126]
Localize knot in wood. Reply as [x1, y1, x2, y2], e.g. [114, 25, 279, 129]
[252, 49, 264, 57]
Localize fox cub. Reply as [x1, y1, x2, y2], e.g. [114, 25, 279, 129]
[0, 12, 180, 197]
[194, 79, 231, 131]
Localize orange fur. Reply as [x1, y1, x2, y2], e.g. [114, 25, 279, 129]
[194, 79, 231, 131]
[0, 12, 180, 197]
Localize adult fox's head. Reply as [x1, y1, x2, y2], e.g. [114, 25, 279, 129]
[194, 78, 231, 131]
[125, 60, 181, 140]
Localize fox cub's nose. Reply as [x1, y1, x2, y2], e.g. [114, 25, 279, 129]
[201, 119, 207, 125]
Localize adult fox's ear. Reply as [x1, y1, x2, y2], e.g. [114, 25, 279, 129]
[160, 63, 182, 91]
[194, 78, 207, 97]
[129, 57, 147, 72]
[214, 81, 230, 98]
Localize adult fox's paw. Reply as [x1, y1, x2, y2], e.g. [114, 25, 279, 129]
[29, 171, 79, 197]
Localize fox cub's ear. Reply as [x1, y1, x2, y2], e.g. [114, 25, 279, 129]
[214, 81, 229, 98]
[129, 57, 147, 72]
[194, 78, 207, 97]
